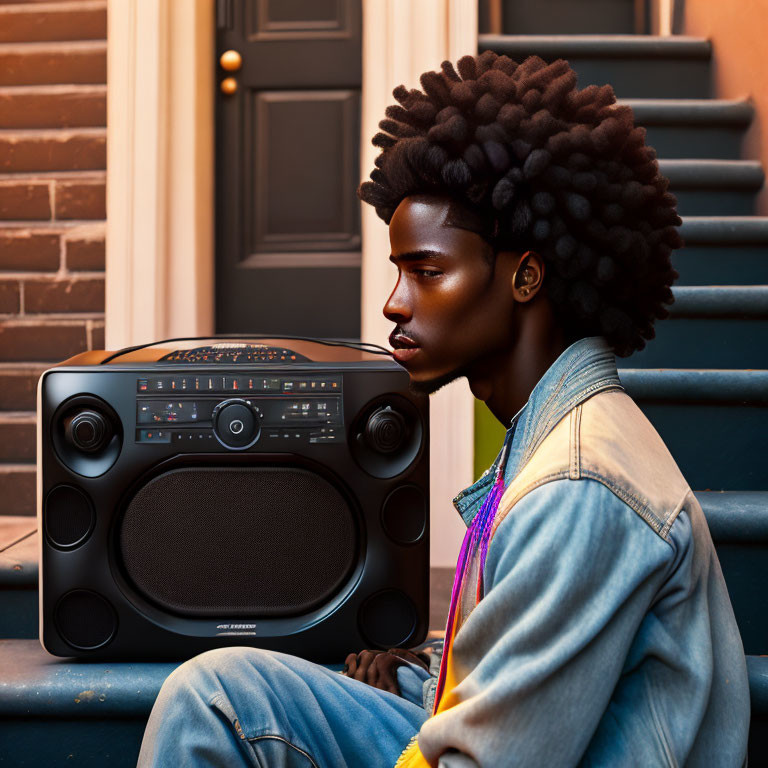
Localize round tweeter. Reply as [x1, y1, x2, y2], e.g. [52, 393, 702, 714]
[381, 486, 426, 545]
[350, 395, 424, 479]
[63, 409, 111, 453]
[54, 590, 117, 650]
[44, 485, 94, 549]
[51, 395, 122, 478]
[359, 590, 417, 649]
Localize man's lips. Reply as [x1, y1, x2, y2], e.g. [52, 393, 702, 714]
[389, 331, 418, 349]
[389, 331, 420, 363]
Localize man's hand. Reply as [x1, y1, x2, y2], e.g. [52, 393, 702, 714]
[341, 648, 430, 695]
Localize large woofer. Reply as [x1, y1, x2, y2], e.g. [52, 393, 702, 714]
[118, 466, 358, 617]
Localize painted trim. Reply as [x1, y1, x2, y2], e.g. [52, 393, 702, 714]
[106, 0, 214, 349]
[360, 0, 478, 567]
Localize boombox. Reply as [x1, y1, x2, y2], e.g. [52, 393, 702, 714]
[37, 337, 429, 661]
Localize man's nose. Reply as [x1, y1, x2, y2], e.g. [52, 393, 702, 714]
[383, 278, 412, 323]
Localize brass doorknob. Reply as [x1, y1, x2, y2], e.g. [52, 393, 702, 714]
[219, 49, 242, 72]
[220, 77, 238, 95]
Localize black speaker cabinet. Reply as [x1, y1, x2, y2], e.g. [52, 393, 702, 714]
[37, 338, 429, 661]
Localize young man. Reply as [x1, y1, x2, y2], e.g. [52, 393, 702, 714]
[138, 52, 750, 767]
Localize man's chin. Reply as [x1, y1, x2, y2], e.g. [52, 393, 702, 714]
[407, 366, 466, 396]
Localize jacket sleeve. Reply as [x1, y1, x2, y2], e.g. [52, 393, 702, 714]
[416, 477, 674, 768]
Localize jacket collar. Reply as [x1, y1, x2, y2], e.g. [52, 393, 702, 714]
[452, 335, 624, 526]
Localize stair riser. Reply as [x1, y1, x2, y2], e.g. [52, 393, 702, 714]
[717, 546, 768, 656]
[477, 45, 711, 98]
[0, 134, 106, 173]
[0, 48, 106, 87]
[628, 400, 768, 492]
[0, 420, 34, 462]
[0, 90, 106, 129]
[672, 245, 768, 286]
[643, 125, 747, 161]
[0, 589, 36, 639]
[0, 7, 106, 45]
[0, 467, 34, 516]
[671, 188, 758, 217]
[1, 720, 148, 768]
[0, 368, 46, 411]
[617, 317, 768, 369]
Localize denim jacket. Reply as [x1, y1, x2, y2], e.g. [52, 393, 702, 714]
[406, 335, 750, 768]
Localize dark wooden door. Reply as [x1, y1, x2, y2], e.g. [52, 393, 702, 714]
[215, 0, 362, 337]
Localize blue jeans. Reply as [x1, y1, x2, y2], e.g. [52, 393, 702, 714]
[137, 646, 430, 767]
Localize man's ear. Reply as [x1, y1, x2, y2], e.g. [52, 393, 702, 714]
[511, 251, 545, 302]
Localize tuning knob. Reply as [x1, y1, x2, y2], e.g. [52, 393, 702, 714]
[212, 399, 261, 449]
[363, 405, 407, 454]
[63, 409, 111, 453]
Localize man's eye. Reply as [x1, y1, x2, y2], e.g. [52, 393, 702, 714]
[412, 269, 442, 279]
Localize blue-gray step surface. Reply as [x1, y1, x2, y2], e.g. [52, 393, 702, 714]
[479, 35, 713, 98]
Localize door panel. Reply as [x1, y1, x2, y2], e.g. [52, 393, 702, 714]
[216, 0, 362, 335]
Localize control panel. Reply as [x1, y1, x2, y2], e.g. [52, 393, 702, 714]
[135, 374, 343, 450]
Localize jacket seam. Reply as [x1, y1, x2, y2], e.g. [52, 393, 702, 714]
[492, 471, 572, 536]
[521, 380, 623, 468]
[569, 405, 582, 480]
[578, 469, 673, 544]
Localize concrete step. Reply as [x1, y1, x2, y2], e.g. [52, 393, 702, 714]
[0, 128, 106, 173]
[0, 84, 106, 129]
[0, 412, 34, 462]
[0, 1, 106, 44]
[0, 464, 34, 516]
[0, 638, 181, 767]
[5, 482, 767, 645]
[674, 216, 768, 286]
[0, 637, 763, 767]
[620, 98, 753, 160]
[0, 363, 49, 411]
[0, 273, 105, 315]
[0, 170, 106, 220]
[0, 221, 105, 272]
[0, 318, 100, 364]
[479, 35, 712, 98]
[618, 289, 768, 370]
[0, 40, 106, 87]
[0, 515, 36, 638]
[659, 159, 764, 216]
[619, 370, 768, 492]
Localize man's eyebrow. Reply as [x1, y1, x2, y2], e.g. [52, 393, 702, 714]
[389, 249, 444, 264]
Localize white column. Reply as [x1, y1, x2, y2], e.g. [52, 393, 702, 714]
[106, 0, 214, 350]
[361, 0, 478, 567]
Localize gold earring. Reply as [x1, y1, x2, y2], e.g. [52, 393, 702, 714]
[520, 286, 531, 297]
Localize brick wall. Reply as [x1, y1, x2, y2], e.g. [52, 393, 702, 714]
[0, 0, 106, 516]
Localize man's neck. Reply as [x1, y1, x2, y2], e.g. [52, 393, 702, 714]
[466, 298, 568, 427]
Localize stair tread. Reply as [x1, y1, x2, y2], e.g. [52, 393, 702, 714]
[0, 517, 36, 586]
[0, 127, 105, 137]
[619, 98, 753, 124]
[0, 40, 106, 54]
[658, 159, 764, 188]
[0, 638, 762, 714]
[480, 34, 712, 58]
[0, 638, 181, 717]
[0, 84, 106, 96]
[5, 488, 766, 587]
[620, 369, 768, 407]
[680, 217, 768, 244]
[0, 170, 105, 181]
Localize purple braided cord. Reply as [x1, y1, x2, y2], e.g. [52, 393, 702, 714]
[432, 438, 511, 714]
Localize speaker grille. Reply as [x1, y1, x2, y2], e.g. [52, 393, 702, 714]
[45, 485, 94, 548]
[55, 590, 117, 650]
[119, 466, 358, 617]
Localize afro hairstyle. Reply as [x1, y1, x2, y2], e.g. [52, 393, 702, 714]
[357, 51, 683, 357]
